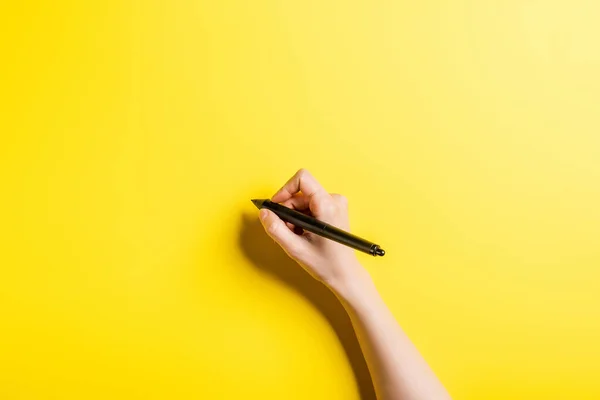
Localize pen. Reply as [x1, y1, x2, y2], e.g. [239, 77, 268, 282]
[251, 199, 385, 257]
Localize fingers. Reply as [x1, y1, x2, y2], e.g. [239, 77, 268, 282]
[271, 169, 327, 203]
[280, 194, 310, 211]
[280, 195, 310, 233]
[259, 209, 305, 257]
[311, 193, 349, 227]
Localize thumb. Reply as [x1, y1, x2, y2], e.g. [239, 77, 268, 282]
[259, 209, 304, 257]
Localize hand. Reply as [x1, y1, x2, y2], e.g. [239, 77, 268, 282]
[258, 169, 369, 293]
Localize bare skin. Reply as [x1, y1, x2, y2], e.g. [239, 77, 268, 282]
[259, 169, 451, 400]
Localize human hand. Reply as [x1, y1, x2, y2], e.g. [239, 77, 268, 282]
[258, 169, 369, 293]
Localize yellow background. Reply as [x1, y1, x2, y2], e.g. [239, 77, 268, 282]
[1, 1, 599, 399]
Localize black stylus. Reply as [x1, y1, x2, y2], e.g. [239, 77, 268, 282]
[251, 199, 385, 257]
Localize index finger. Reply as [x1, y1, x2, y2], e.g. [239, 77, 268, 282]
[271, 169, 327, 203]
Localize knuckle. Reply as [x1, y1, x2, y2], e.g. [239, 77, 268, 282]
[299, 168, 316, 180]
[267, 221, 279, 236]
[337, 194, 348, 205]
[322, 199, 337, 215]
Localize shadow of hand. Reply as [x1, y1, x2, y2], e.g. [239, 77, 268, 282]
[238, 213, 376, 400]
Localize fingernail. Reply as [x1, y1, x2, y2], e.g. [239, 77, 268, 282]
[259, 209, 268, 221]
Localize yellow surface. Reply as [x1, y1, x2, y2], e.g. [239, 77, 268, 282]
[1, 1, 599, 399]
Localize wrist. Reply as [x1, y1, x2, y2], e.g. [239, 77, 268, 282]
[328, 261, 377, 305]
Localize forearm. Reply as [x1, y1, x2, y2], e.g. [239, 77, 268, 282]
[331, 266, 451, 400]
